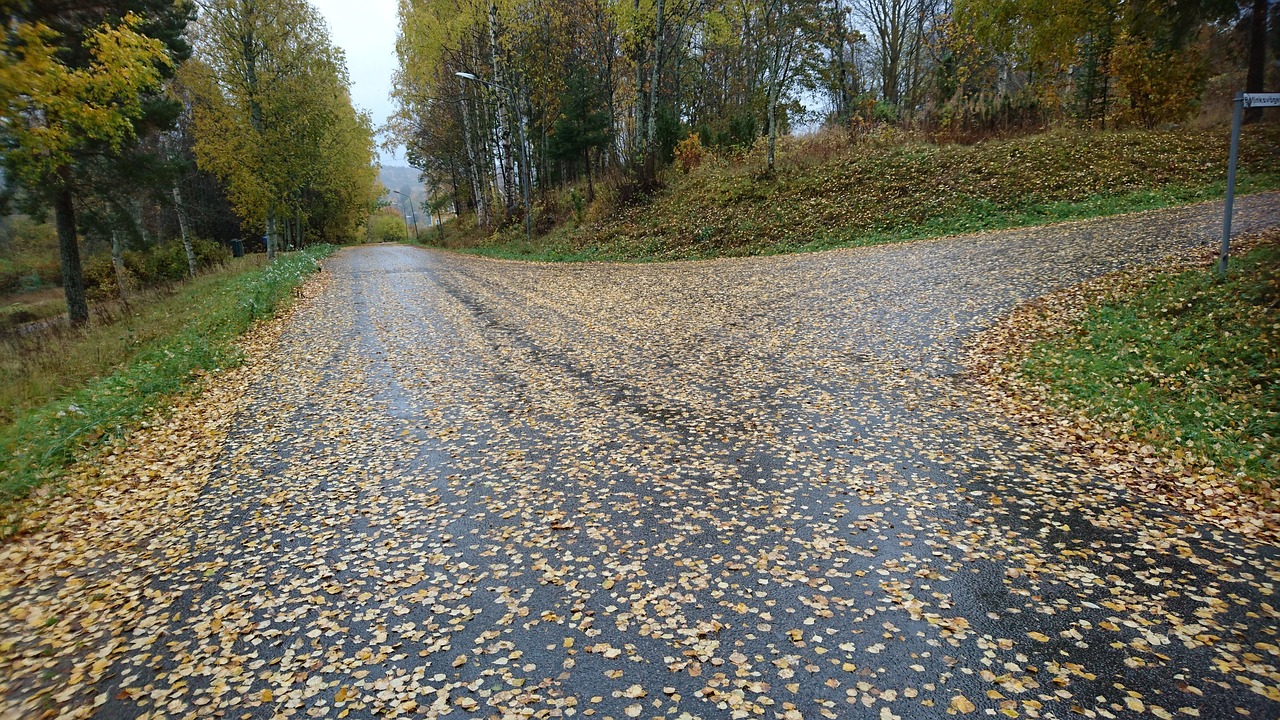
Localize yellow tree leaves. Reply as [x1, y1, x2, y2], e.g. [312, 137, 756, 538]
[0, 14, 170, 184]
[952, 0, 1214, 126]
[1109, 34, 1207, 128]
[184, 0, 377, 241]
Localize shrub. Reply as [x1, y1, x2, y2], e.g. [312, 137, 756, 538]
[82, 254, 119, 300]
[84, 239, 230, 297]
[1110, 34, 1207, 128]
[368, 211, 408, 243]
[192, 237, 231, 269]
[125, 245, 176, 284]
[0, 217, 61, 294]
[569, 188, 587, 223]
[675, 134, 708, 174]
[17, 272, 44, 292]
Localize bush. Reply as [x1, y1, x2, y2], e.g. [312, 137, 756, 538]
[83, 239, 230, 297]
[123, 238, 229, 286]
[0, 216, 61, 294]
[368, 211, 408, 243]
[17, 272, 45, 292]
[192, 237, 231, 269]
[125, 243, 187, 284]
[675, 134, 708, 174]
[1110, 34, 1207, 128]
[82, 255, 120, 300]
[0, 266, 59, 296]
[569, 188, 587, 223]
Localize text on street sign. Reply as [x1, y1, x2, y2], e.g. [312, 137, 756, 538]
[1243, 93, 1280, 108]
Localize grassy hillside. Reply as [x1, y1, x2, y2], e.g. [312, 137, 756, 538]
[445, 125, 1280, 261]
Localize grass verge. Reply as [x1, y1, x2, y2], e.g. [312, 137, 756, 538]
[0, 247, 333, 530]
[441, 125, 1280, 262]
[0, 288, 66, 333]
[1021, 237, 1278, 491]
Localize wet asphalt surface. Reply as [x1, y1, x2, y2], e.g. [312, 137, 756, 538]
[4, 196, 1280, 720]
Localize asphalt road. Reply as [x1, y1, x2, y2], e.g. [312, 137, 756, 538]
[4, 196, 1280, 719]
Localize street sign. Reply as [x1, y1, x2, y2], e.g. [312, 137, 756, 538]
[1243, 93, 1280, 108]
[1220, 92, 1276, 275]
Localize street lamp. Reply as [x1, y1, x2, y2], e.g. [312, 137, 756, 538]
[455, 71, 533, 243]
[390, 189, 419, 239]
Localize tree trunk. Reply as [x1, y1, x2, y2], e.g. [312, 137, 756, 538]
[633, 0, 645, 161]
[766, 24, 794, 175]
[132, 198, 151, 246]
[1246, 0, 1269, 124]
[460, 92, 489, 226]
[53, 171, 89, 327]
[645, 0, 666, 166]
[836, 34, 850, 119]
[448, 157, 464, 222]
[489, 2, 516, 213]
[111, 229, 129, 305]
[173, 186, 196, 278]
[767, 87, 778, 173]
[266, 210, 278, 260]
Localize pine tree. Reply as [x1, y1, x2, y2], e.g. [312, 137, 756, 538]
[548, 69, 612, 200]
[0, 2, 190, 325]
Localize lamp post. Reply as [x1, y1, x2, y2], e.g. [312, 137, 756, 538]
[390, 189, 419, 239]
[455, 71, 532, 244]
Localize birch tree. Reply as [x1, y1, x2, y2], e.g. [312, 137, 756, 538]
[186, 0, 372, 257]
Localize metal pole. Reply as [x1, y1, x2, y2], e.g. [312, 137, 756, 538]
[1220, 93, 1244, 277]
[510, 86, 533, 244]
[392, 189, 416, 242]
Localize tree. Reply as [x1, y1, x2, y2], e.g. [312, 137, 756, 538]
[185, 0, 376, 256]
[812, 0, 866, 123]
[0, 7, 182, 326]
[1245, 0, 1271, 123]
[761, 0, 819, 171]
[955, 0, 1236, 126]
[851, 0, 933, 108]
[548, 69, 612, 199]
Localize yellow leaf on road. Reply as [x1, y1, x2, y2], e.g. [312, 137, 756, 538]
[951, 695, 976, 713]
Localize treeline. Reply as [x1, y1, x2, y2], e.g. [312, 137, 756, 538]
[391, 0, 1275, 230]
[0, 0, 379, 327]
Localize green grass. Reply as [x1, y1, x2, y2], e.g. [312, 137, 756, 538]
[0, 247, 333, 529]
[0, 289, 66, 333]
[436, 125, 1280, 262]
[1022, 241, 1279, 490]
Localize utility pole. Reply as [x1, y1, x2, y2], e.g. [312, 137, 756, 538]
[391, 189, 419, 240]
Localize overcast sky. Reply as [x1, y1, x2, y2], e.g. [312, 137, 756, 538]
[311, 0, 407, 166]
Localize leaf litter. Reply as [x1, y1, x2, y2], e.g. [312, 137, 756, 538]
[1, 196, 1279, 719]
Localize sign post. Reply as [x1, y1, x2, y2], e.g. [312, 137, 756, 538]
[1221, 92, 1280, 275]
